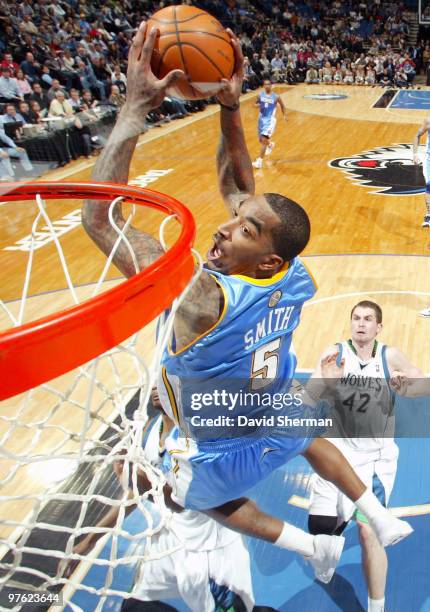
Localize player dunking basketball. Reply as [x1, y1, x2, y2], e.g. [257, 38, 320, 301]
[252, 79, 286, 169]
[82, 21, 412, 585]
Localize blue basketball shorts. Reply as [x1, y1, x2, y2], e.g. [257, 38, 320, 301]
[162, 427, 312, 511]
[258, 115, 277, 139]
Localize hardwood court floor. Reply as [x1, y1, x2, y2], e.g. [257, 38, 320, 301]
[1, 84, 429, 371]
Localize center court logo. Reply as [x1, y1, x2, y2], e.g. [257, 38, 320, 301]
[329, 144, 425, 195]
[303, 93, 348, 100]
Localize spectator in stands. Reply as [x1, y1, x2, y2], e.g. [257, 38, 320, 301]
[18, 101, 32, 124]
[71, 105, 95, 158]
[69, 89, 83, 112]
[1, 53, 19, 77]
[49, 90, 74, 117]
[375, 56, 385, 82]
[81, 89, 98, 109]
[402, 54, 416, 84]
[15, 69, 32, 98]
[0, 102, 27, 126]
[92, 57, 111, 94]
[320, 61, 333, 83]
[47, 79, 67, 103]
[41, 65, 54, 89]
[242, 57, 258, 92]
[76, 58, 106, 100]
[46, 52, 80, 90]
[21, 14, 38, 36]
[365, 67, 376, 86]
[394, 66, 410, 88]
[161, 96, 189, 119]
[380, 68, 393, 87]
[111, 64, 127, 94]
[250, 53, 265, 86]
[355, 66, 365, 85]
[333, 64, 343, 84]
[0, 67, 23, 104]
[285, 58, 297, 84]
[29, 82, 50, 112]
[271, 52, 285, 83]
[306, 65, 320, 84]
[344, 67, 355, 85]
[62, 48, 76, 72]
[108, 84, 126, 109]
[28, 100, 46, 123]
[260, 52, 271, 79]
[0, 129, 33, 180]
[20, 53, 41, 84]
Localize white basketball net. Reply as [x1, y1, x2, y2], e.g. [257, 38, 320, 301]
[0, 192, 201, 610]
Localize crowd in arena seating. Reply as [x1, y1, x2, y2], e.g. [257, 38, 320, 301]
[231, 0, 422, 89]
[0, 0, 427, 178]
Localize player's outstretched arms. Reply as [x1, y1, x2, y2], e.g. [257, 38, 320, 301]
[82, 21, 183, 278]
[306, 345, 342, 401]
[387, 347, 429, 397]
[389, 371, 430, 397]
[216, 29, 255, 216]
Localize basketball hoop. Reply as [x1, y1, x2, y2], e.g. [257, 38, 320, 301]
[0, 182, 196, 400]
[0, 181, 200, 610]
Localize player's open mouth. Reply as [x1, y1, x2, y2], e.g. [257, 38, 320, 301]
[207, 242, 222, 261]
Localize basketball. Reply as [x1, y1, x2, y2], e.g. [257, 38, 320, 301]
[147, 5, 235, 100]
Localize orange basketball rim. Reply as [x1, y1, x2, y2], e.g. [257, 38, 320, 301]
[0, 182, 196, 400]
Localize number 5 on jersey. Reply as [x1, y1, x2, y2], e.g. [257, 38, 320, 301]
[251, 338, 281, 390]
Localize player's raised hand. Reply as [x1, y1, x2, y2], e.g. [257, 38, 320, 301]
[320, 351, 345, 386]
[216, 28, 244, 108]
[124, 21, 184, 117]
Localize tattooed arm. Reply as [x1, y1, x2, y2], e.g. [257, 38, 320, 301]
[82, 21, 222, 347]
[216, 30, 255, 217]
[82, 23, 183, 276]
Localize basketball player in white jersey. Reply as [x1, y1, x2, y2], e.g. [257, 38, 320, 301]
[252, 79, 286, 169]
[412, 121, 430, 316]
[307, 300, 428, 612]
[66, 388, 255, 612]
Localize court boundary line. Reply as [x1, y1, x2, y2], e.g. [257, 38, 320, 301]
[304, 289, 430, 308]
[388, 88, 401, 108]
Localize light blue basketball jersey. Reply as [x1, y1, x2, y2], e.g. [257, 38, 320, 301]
[258, 92, 278, 119]
[160, 258, 316, 440]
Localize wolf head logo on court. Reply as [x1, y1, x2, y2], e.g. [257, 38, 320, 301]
[329, 144, 426, 195]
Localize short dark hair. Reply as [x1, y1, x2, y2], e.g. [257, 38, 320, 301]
[351, 300, 382, 324]
[264, 193, 310, 262]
